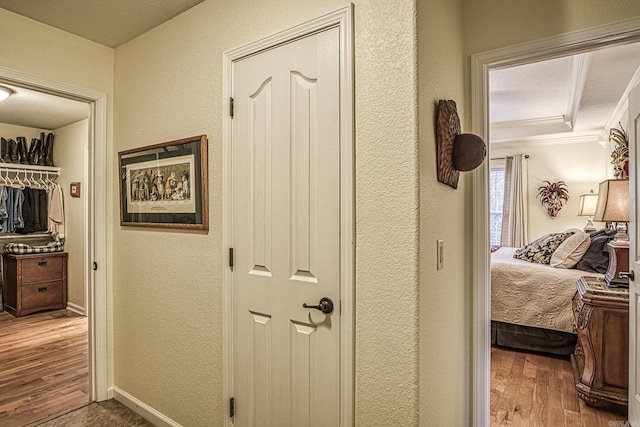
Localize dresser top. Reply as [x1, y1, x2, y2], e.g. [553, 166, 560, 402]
[577, 276, 629, 305]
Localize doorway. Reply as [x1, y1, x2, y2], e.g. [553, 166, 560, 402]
[471, 18, 640, 426]
[0, 66, 108, 411]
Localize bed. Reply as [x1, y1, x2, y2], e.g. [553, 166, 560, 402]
[491, 246, 604, 355]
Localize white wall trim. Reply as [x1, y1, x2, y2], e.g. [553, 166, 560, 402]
[471, 16, 640, 427]
[113, 387, 182, 427]
[0, 66, 109, 404]
[221, 5, 354, 426]
[66, 301, 86, 316]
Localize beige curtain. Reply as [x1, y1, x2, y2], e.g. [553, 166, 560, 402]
[501, 154, 528, 247]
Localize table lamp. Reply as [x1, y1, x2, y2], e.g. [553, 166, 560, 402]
[577, 190, 599, 233]
[593, 179, 629, 287]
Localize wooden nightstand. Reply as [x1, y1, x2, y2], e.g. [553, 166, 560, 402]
[2, 252, 68, 317]
[571, 276, 629, 407]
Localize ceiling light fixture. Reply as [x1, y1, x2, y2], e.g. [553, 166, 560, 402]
[0, 86, 12, 102]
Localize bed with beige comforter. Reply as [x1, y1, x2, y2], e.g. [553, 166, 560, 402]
[491, 246, 603, 334]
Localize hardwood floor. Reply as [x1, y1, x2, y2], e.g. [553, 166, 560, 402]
[491, 345, 627, 426]
[0, 309, 89, 427]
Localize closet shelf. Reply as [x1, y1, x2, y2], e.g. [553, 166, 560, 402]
[0, 163, 61, 173]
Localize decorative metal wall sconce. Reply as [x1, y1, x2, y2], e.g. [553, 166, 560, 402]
[436, 100, 486, 189]
[537, 180, 569, 218]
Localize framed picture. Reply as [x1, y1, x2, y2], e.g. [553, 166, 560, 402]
[118, 135, 208, 230]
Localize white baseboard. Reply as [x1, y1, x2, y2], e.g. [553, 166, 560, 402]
[113, 387, 183, 427]
[66, 302, 85, 315]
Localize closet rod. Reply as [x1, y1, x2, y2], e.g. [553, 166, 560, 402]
[490, 154, 530, 161]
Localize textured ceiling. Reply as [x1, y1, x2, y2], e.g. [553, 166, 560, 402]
[490, 41, 640, 145]
[0, 0, 205, 48]
[0, 83, 88, 130]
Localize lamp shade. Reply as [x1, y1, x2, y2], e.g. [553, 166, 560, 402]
[578, 193, 598, 217]
[593, 179, 629, 223]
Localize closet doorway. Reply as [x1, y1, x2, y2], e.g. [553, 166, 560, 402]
[0, 66, 108, 424]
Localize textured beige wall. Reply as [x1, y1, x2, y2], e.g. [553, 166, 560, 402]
[55, 119, 88, 310]
[417, 0, 470, 425]
[113, 0, 418, 426]
[0, 9, 113, 95]
[464, 0, 640, 56]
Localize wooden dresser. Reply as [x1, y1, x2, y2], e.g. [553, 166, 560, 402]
[2, 252, 68, 317]
[571, 276, 629, 408]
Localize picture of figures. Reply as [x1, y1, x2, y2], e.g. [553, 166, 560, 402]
[129, 164, 191, 202]
[125, 154, 196, 214]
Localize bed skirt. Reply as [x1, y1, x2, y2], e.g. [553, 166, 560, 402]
[491, 321, 577, 356]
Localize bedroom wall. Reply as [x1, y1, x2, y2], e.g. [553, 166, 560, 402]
[492, 141, 608, 242]
[113, 0, 419, 425]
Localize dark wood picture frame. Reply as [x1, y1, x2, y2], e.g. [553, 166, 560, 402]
[118, 135, 208, 230]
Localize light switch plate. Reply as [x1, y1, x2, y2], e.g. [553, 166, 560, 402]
[437, 240, 444, 270]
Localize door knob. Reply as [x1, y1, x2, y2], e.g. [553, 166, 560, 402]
[303, 297, 334, 314]
[619, 271, 635, 281]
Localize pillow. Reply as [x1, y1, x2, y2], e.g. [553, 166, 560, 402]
[550, 230, 591, 268]
[513, 231, 574, 264]
[575, 228, 617, 273]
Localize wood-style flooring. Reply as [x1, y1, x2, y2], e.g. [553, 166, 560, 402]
[491, 345, 628, 426]
[0, 309, 89, 427]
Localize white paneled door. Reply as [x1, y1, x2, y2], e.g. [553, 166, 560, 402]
[231, 26, 341, 426]
[630, 83, 640, 423]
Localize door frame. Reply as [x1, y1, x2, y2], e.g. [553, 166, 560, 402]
[222, 4, 354, 425]
[0, 66, 109, 402]
[471, 17, 640, 426]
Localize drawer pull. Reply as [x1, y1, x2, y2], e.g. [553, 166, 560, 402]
[38, 260, 48, 266]
[38, 287, 48, 292]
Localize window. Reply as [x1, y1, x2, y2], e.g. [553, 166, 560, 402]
[489, 167, 505, 247]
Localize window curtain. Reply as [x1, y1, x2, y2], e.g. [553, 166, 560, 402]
[501, 154, 528, 247]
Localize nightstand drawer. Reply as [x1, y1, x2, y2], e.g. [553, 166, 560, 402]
[21, 256, 64, 283]
[21, 281, 65, 311]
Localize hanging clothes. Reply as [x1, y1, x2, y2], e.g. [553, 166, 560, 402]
[16, 188, 48, 234]
[38, 189, 48, 232]
[6, 185, 13, 233]
[0, 186, 8, 233]
[48, 184, 64, 240]
[18, 188, 35, 233]
[13, 188, 24, 230]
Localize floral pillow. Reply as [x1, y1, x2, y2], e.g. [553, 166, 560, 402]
[513, 232, 574, 264]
